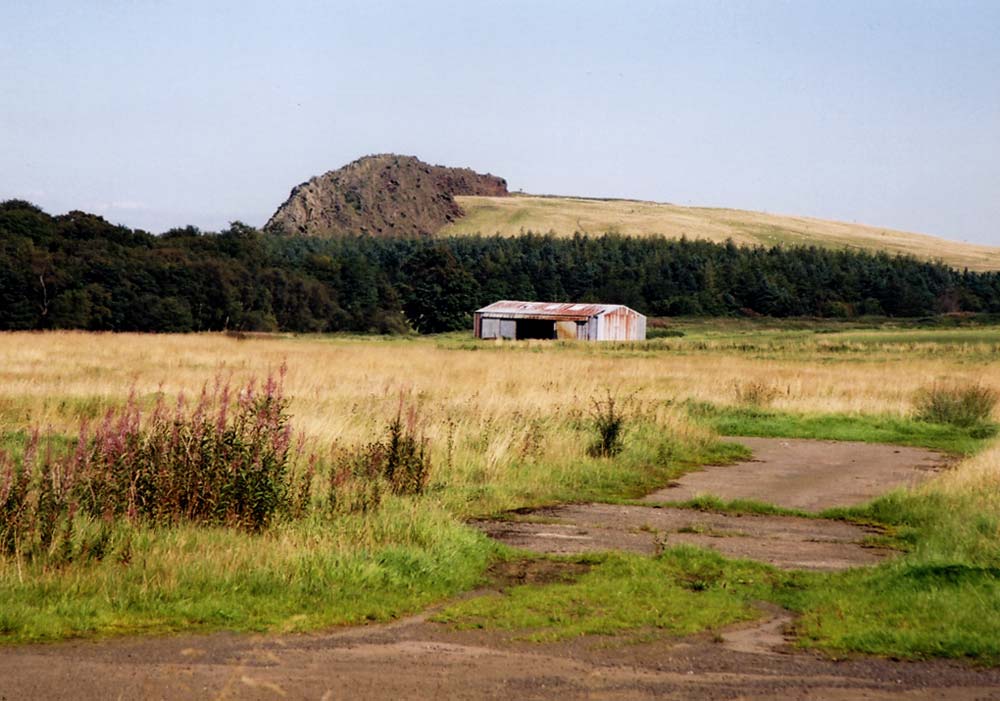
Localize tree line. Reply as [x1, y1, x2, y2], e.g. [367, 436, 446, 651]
[2, 199, 999, 334]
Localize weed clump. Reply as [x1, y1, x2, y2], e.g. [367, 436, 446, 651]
[587, 393, 629, 458]
[914, 383, 998, 428]
[329, 399, 431, 513]
[732, 380, 780, 408]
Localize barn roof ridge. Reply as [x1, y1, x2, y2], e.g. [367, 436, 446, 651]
[475, 300, 637, 318]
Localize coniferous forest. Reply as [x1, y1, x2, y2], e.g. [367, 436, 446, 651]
[2, 199, 999, 334]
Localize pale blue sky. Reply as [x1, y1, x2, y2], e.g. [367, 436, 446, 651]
[2, 1, 998, 244]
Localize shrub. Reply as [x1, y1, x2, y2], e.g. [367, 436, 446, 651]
[588, 393, 629, 458]
[914, 383, 999, 428]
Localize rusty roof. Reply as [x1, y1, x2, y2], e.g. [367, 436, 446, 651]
[475, 300, 640, 319]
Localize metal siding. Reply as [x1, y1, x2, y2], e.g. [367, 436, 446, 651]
[595, 307, 646, 341]
[499, 320, 516, 339]
[481, 318, 500, 339]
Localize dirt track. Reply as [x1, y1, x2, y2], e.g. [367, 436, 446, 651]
[1, 436, 988, 700]
[3, 606, 999, 701]
[644, 437, 947, 511]
[479, 437, 947, 570]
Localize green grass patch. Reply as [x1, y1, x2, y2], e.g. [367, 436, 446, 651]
[435, 547, 779, 641]
[441, 423, 750, 517]
[647, 494, 813, 518]
[687, 401, 994, 455]
[824, 490, 1000, 564]
[777, 562, 1000, 663]
[782, 487, 1000, 662]
[0, 429, 75, 461]
[0, 500, 498, 644]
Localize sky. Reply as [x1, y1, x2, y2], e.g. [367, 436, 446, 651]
[2, 0, 998, 244]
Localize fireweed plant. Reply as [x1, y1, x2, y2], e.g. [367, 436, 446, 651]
[0, 368, 305, 560]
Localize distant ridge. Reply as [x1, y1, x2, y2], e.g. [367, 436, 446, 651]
[265, 155, 999, 270]
[265, 154, 508, 238]
[441, 194, 1000, 272]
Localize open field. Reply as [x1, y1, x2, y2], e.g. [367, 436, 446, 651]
[444, 194, 1000, 271]
[1, 324, 1000, 672]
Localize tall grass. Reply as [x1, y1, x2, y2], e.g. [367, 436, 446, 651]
[0, 500, 497, 641]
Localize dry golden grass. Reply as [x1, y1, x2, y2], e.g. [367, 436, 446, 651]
[1, 330, 998, 512]
[443, 195, 1000, 272]
[932, 439, 1000, 500]
[2, 331, 998, 433]
[1, 331, 996, 484]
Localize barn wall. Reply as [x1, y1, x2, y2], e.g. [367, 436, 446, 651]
[595, 308, 645, 340]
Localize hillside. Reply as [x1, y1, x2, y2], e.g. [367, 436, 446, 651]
[440, 194, 1000, 272]
[266, 154, 508, 238]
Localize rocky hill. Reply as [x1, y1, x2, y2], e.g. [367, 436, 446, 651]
[265, 154, 508, 238]
[264, 154, 1000, 270]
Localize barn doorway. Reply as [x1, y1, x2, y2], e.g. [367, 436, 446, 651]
[515, 319, 556, 339]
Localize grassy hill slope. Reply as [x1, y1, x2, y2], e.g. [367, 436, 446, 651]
[442, 194, 1000, 271]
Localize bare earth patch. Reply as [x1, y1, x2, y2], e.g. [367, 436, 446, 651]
[486, 558, 593, 588]
[476, 504, 889, 571]
[478, 437, 944, 571]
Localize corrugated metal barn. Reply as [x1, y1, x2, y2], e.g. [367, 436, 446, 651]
[474, 301, 646, 341]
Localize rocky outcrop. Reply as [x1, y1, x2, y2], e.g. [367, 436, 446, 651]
[265, 154, 508, 238]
